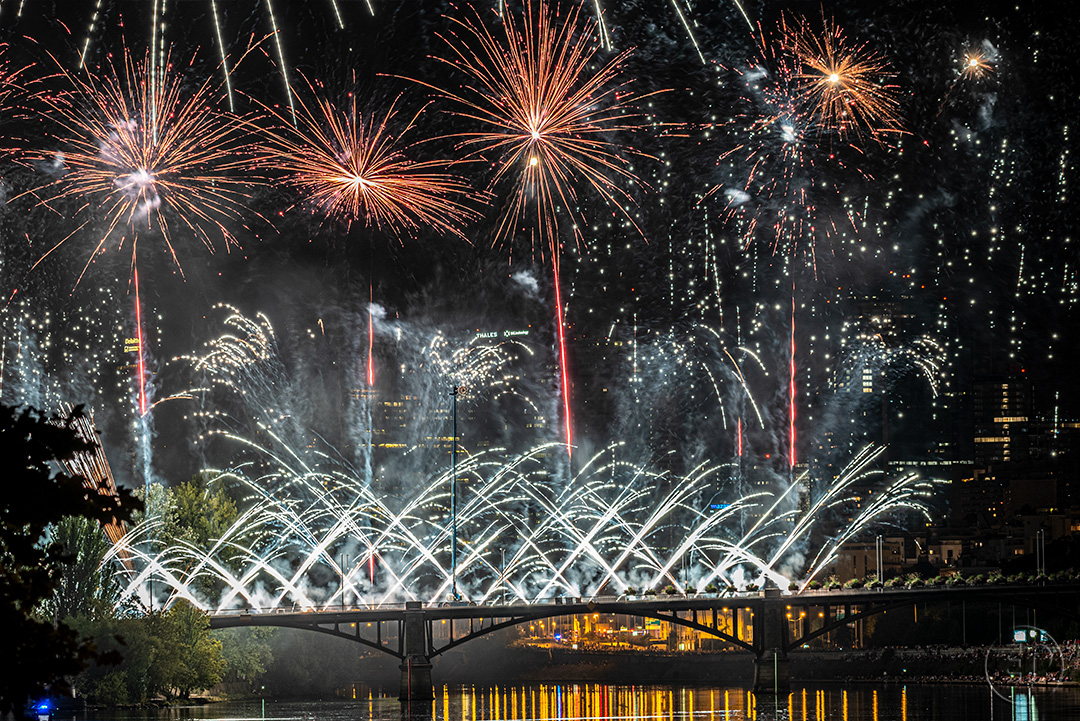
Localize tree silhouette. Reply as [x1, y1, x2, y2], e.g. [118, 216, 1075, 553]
[0, 404, 140, 718]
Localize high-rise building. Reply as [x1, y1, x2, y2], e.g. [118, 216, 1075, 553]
[972, 373, 1035, 469]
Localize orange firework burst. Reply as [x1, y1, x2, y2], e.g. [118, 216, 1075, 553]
[31, 46, 263, 286]
[960, 51, 994, 80]
[430, 0, 655, 255]
[783, 15, 903, 144]
[259, 81, 479, 239]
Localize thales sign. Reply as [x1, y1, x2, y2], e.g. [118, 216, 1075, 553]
[474, 329, 530, 340]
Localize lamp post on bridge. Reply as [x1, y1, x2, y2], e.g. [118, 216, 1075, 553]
[876, 535, 883, 588]
[340, 553, 350, 610]
[450, 386, 465, 601]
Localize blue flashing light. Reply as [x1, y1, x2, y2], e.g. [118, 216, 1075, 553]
[33, 701, 52, 712]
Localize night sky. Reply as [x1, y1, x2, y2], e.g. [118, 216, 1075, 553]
[1, 0, 1076, 501]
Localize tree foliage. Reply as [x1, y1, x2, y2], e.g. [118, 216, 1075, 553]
[0, 404, 140, 717]
[39, 515, 120, 623]
[72, 602, 225, 703]
[163, 472, 239, 552]
[215, 627, 275, 688]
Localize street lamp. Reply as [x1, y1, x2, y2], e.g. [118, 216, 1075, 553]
[876, 535, 884, 588]
[340, 553, 349, 610]
[449, 386, 465, 601]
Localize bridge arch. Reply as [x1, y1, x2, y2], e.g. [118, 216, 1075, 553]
[211, 614, 407, 660]
[427, 606, 755, 657]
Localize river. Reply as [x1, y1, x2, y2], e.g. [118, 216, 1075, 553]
[64, 683, 1080, 721]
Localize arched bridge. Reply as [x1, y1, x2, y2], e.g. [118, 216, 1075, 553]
[208, 582, 1080, 699]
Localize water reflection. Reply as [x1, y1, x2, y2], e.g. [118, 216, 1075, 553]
[78, 683, 1078, 721]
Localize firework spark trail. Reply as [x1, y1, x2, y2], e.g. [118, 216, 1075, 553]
[526, 451, 660, 597]
[209, 0, 235, 111]
[0, 43, 32, 161]
[54, 404, 130, 560]
[553, 257, 572, 457]
[804, 473, 939, 587]
[838, 326, 945, 399]
[257, 80, 479, 239]
[116, 440, 940, 608]
[669, 0, 705, 65]
[423, 330, 540, 415]
[78, 0, 105, 68]
[367, 297, 375, 387]
[110, 312, 943, 609]
[30, 46, 264, 288]
[264, 0, 297, 124]
[729, 0, 755, 34]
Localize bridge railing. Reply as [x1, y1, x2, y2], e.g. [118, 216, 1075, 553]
[206, 579, 1080, 615]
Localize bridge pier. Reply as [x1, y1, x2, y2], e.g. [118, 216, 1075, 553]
[753, 649, 789, 694]
[399, 656, 434, 702]
[398, 602, 434, 701]
[753, 592, 790, 694]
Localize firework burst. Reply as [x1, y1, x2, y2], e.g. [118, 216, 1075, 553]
[783, 14, 904, 144]
[258, 81, 479, 239]
[960, 51, 994, 81]
[707, 24, 870, 265]
[30, 46, 263, 286]
[430, 0, 655, 255]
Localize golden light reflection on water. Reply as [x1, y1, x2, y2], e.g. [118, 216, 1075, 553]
[417, 684, 764, 721]
[378, 682, 1064, 721]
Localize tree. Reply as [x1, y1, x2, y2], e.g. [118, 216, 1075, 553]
[165, 601, 225, 698]
[161, 474, 240, 600]
[163, 472, 239, 551]
[216, 627, 275, 689]
[40, 515, 120, 623]
[72, 604, 225, 703]
[0, 404, 140, 717]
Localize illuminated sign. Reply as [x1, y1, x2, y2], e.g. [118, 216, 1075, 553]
[473, 329, 531, 341]
[1013, 628, 1048, 643]
[124, 337, 140, 353]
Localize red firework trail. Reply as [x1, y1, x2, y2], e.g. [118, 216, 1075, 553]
[134, 265, 148, 417]
[552, 256, 572, 458]
[367, 287, 375, 387]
